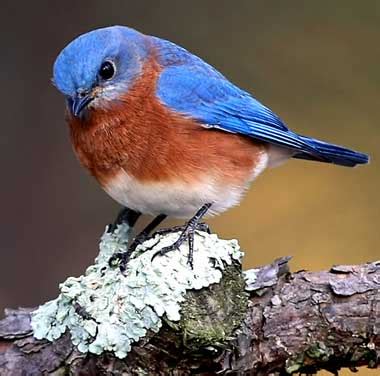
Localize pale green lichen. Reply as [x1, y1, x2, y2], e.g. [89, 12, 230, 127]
[31, 223, 243, 358]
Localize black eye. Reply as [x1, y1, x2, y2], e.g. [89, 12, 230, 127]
[99, 61, 116, 80]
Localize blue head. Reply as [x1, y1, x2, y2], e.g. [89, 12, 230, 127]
[53, 26, 148, 117]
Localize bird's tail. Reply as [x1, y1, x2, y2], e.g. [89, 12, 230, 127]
[293, 135, 369, 167]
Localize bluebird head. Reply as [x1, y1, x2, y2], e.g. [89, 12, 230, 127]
[53, 26, 148, 117]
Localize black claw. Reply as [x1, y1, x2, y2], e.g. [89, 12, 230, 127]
[151, 203, 212, 267]
[151, 244, 177, 262]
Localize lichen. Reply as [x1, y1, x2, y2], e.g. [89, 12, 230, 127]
[31, 223, 243, 358]
[244, 268, 259, 290]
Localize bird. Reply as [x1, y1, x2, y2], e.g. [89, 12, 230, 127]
[53, 25, 369, 268]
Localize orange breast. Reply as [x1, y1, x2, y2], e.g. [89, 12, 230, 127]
[68, 56, 266, 192]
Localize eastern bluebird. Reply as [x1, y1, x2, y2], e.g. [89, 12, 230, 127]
[53, 26, 369, 267]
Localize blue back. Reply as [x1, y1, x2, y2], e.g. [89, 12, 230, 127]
[153, 36, 368, 166]
[153, 37, 313, 152]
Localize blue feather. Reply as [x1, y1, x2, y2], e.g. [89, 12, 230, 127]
[154, 38, 369, 167]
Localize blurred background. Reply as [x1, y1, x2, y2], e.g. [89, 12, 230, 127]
[0, 1, 378, 374]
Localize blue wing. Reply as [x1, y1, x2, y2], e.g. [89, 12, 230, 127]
[153, 37, 369, 166]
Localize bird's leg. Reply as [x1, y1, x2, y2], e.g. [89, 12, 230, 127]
[110, 214, 167, 272]
[152, 203, 212, 268]
[108, 207, 141, 270]
[107, 207, 141, 233]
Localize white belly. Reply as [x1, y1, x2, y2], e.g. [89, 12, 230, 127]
[103, 152, 269, 218]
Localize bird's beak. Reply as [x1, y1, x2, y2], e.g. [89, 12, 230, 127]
[71, 92, 95, 117]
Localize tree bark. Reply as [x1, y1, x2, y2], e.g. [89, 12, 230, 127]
[0, 257, 379, 375]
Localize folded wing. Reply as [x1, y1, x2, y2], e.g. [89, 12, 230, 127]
[154, 40, 369, 167]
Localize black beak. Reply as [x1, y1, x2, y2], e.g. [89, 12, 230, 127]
[71, 92, 95, 117]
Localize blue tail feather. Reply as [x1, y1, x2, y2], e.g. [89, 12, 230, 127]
[294, 135, 369, 167]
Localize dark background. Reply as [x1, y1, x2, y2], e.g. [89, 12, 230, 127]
[1, 2, 378, 373]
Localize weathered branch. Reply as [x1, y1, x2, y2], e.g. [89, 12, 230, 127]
[0, 227, 379, 375]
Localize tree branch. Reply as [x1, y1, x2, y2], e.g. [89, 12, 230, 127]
[0, 229, 379, 375]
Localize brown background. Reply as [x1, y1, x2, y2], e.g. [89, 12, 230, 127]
[0, 1, 378, 374]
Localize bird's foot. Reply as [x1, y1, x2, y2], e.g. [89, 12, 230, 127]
[151, 203, 212, 268]
[109, 214, 167, 272]
[109, 222, 210, 272]
[108, 231, 157, 273]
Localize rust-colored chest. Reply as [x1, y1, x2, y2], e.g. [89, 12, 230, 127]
[68, 59, 171, 184]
